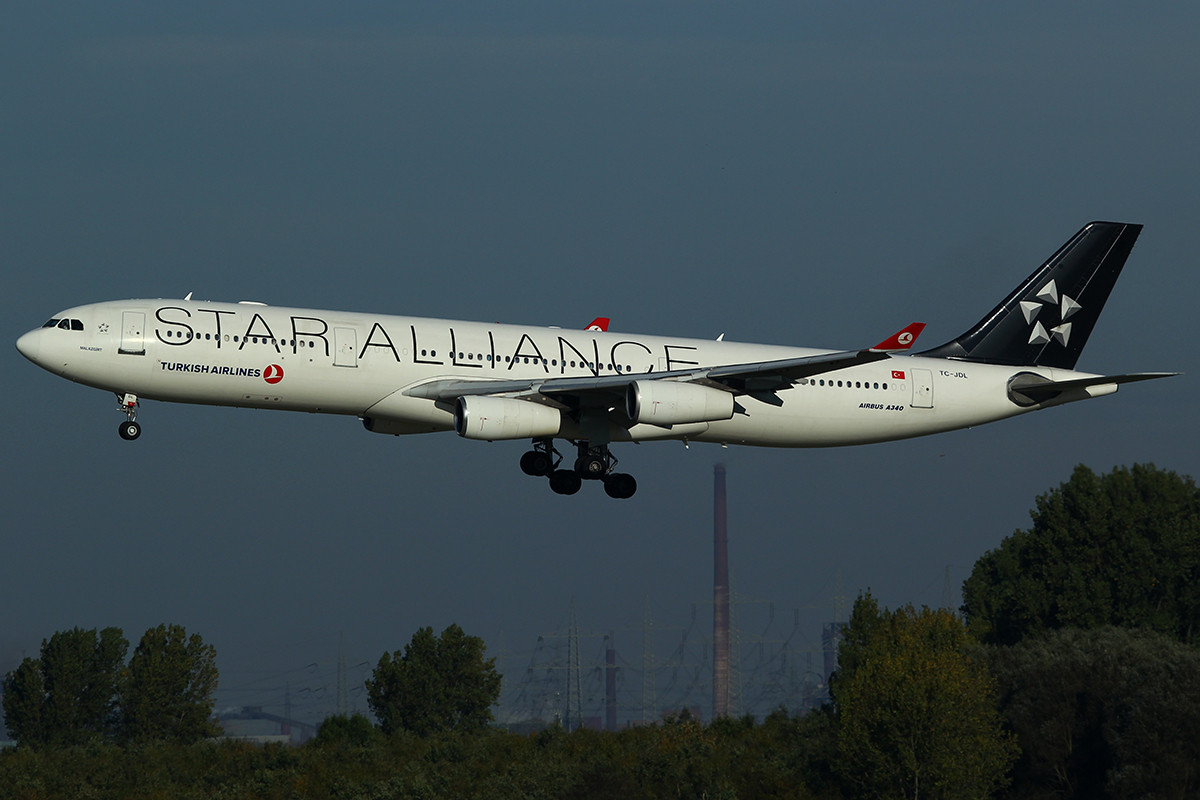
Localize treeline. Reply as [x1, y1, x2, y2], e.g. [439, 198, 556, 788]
[2, 623, 219, 747]
[1, 463, 1198, 800]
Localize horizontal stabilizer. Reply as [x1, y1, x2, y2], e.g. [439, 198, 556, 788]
[1007, 371, 1178, 407]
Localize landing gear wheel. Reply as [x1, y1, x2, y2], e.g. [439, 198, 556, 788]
[520, 450, 553, 477]
[604, 473, 637, 499]
[549, 469, 582, 495]
[574, 455, 608, 480]
[118, 420, 142, 441]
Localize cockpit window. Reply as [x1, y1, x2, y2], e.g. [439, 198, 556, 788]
[71, 319, 84, 331]
[58, 319, 71, 330]
[43, 319, 60, 328]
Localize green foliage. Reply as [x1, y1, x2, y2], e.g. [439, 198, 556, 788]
[367, 623, 503, 737]
[988, 626, 1200, 800]
[833, 593, 1017, 800]
[119, 623, 221, 744]
[963, 463, 1200, 646]
[313, 713, 383, 748]
[0, 658, 44, 745]
[0, 627, 127, 747]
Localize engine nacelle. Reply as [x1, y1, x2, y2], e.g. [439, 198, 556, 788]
[454, 395, 562, 440]
[626, 380, 735, 426]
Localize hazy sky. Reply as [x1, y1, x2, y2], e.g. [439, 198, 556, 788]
[4, 3, 1198, 727]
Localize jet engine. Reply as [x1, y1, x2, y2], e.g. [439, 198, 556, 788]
[625, 380, 735, 426]
[454, 395, 562, 440]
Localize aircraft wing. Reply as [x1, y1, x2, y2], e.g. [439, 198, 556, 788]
[404, 322, 925, 404]
[404, 347, 893, 405]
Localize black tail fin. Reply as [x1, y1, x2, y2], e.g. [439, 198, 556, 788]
[918, 221, 1142, 369]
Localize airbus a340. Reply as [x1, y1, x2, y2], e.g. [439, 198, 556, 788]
[16, 222, 1175, 498]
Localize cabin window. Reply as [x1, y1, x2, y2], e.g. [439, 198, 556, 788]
[883, 382, 888, 389]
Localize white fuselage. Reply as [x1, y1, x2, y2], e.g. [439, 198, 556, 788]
[17, 299, 1107, 448]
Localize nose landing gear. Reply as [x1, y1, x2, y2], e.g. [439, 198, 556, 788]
[116, 393, 141, 440]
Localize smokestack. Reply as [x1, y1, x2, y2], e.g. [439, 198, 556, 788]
[606, 632, 617, 731]
[713, 464, 730, 718]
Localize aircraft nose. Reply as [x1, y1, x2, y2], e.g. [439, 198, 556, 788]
[16, 329, 41, 363]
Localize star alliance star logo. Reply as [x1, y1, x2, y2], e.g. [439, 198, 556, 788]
[98, 323, 110, 333]
[1020, 280, 1080, 347]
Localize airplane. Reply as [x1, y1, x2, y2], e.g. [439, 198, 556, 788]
[16, 221, 1176, 499]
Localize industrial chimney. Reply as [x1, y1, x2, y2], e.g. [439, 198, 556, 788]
[713, 464, 731, 718]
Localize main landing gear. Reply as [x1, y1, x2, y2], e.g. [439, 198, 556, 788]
[116, 392, 141, 440]
[519, 439, 637, 499]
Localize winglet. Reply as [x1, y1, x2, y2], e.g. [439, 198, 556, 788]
[586, 317, 610, 332]
[871, 322, 927, 352]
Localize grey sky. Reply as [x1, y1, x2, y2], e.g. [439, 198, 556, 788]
[3, 3, 1197, 725]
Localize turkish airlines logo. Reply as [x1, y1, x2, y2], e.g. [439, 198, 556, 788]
[263, 364, 284, 384]
[896, 332, 914, 346]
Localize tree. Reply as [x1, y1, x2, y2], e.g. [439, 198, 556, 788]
[963, 463, 1200, 646]
[313, 713, 383, 747]
[119, 624, 221, 743]
[1, 658, 45, 745]
[832, 594, 1017, 800]
[1, 627, 127, 747]
[988, 626, 1200, 800]
[366, 624, 502, 736]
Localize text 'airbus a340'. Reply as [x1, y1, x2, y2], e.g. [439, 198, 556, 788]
[17, 222, 1176, 499]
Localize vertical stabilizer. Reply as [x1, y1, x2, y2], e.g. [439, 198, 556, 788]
[919, 222, 1142, 369]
